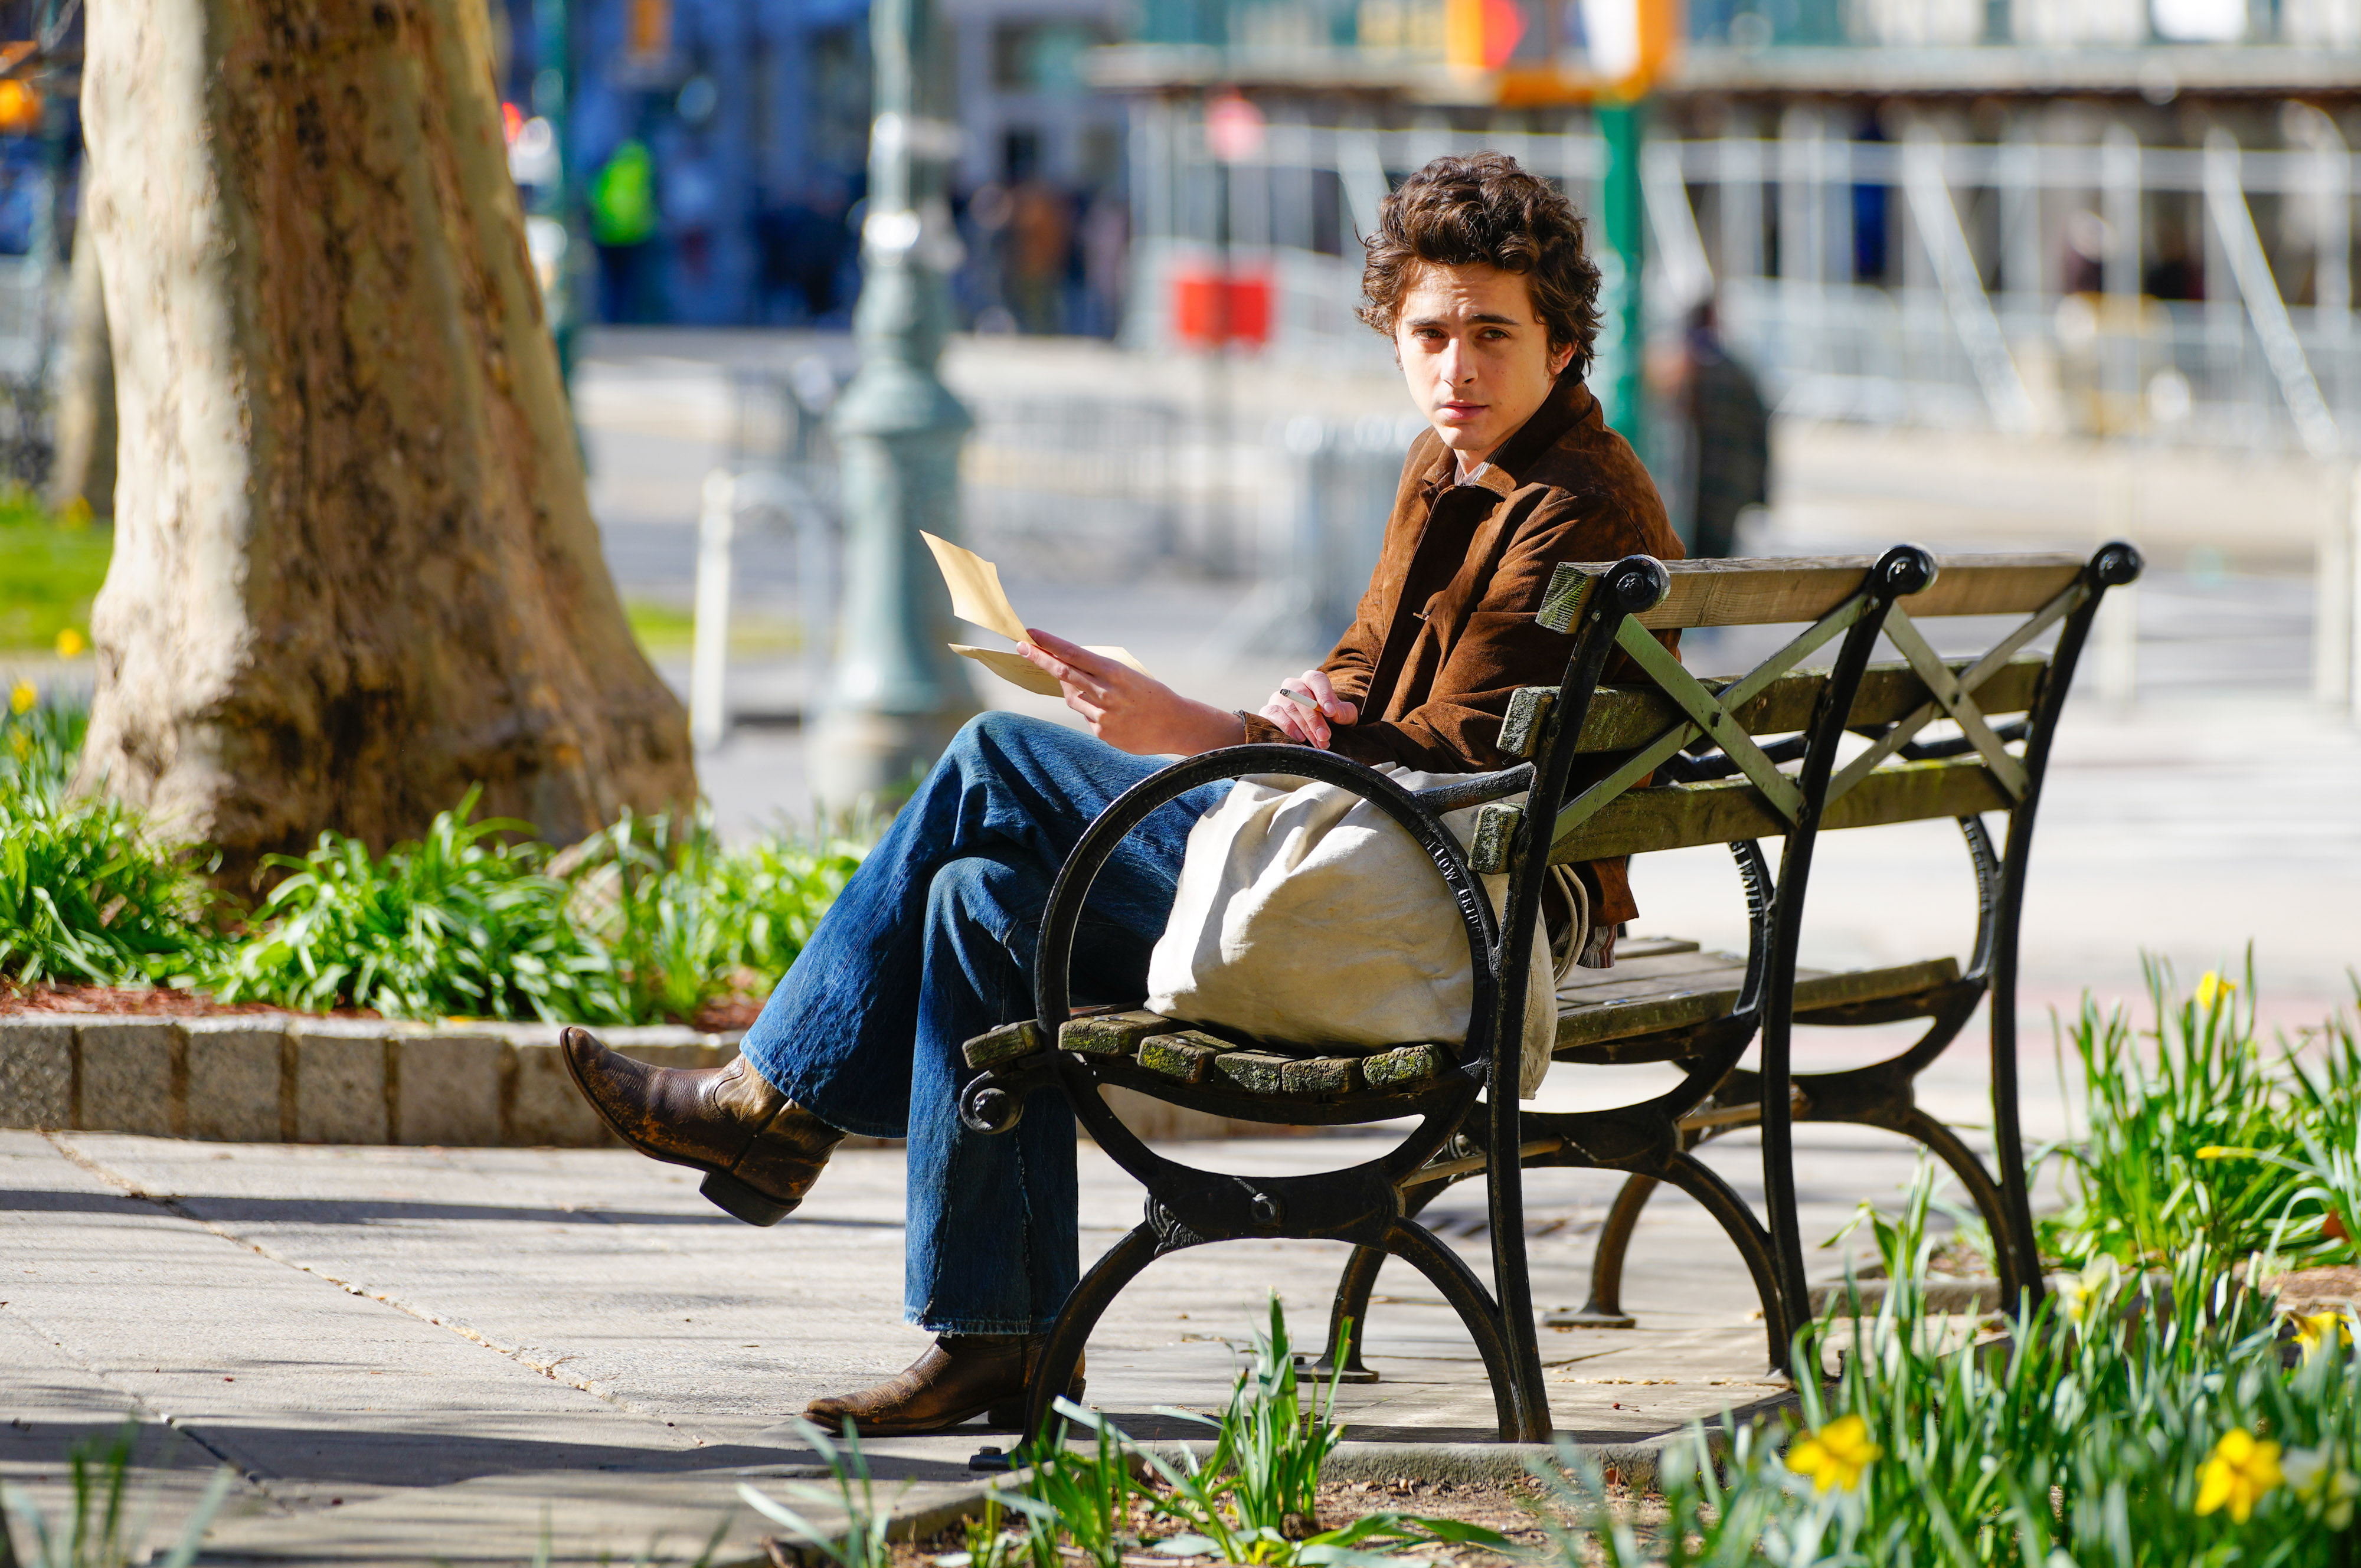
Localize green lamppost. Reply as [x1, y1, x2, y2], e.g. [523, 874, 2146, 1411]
[1594, 98, 1646, 455]
[811, 0, 978, 804]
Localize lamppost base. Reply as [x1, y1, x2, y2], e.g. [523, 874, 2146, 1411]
[809, 703, 974, 810]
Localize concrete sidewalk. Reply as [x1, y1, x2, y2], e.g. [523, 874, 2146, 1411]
[1, 1055, 2022, 1566]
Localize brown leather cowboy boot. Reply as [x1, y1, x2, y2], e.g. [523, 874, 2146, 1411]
[561, 1027, 845, 1226]
[803, 1337, 1086, 1436]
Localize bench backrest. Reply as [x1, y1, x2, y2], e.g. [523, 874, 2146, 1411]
[1484, 547, 2138, 866]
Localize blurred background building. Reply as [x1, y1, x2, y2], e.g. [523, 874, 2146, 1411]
[485, 0, 1133, 333]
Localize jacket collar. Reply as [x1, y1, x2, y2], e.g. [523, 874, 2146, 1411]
[1418, 371, 1596, 502]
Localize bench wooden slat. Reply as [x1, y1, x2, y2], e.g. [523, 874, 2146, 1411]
[1569, 654, 2048, 752]
[1546, 554, 2084, 630]
[1552, 755, 2012, 861]
[1554, 955, 1963, 1053]
[1610, 936, 1701, 960]
[1555, 950, 1759, 998]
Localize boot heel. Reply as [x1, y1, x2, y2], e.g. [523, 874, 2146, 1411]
[987, 1379, 1085, 1432]
[701, 1170, 790, 1227]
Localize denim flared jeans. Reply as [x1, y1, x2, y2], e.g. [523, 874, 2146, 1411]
[738, 712, 1231, 1335]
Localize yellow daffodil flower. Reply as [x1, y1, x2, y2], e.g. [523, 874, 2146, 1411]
[1787, 1414, 1881, 1493]
[2196, 1429, 2282, 1524]
[2292, 1311, 2353, 1361]
[54, 627, 86, 658]
[2194, 971, 2234, 1011]
[8, 678, 32, 715]
[2062, 1254, 2121, 1328]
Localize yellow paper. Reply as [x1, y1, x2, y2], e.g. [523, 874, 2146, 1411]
[926, 531, 1152, 695]
[951, 644, 1151, 697]
[950, 645, 1065, 696]
[921, 531, 1028, 644]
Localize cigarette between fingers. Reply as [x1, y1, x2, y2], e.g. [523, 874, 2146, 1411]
[1279, 688, 1319, 709]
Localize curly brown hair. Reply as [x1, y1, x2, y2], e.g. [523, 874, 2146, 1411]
[1357, 151, 1603, 374]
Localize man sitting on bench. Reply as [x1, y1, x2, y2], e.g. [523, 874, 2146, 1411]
[562, 150, 1684, 1435]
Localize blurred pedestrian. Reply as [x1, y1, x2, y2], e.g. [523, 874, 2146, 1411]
[1660, 297, 1769, 559]
[590, 138, 660, 323]
[1078, 186, 1128, 339]
[1006, 174, 1075, 335]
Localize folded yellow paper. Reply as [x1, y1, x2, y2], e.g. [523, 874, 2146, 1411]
[922, 531, 1149, 695]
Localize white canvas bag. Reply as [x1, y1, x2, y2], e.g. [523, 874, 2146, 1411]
[1143, 767, 1571, 1098]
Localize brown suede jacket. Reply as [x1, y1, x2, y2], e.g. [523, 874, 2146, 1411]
[1237, 371, 1684, 925]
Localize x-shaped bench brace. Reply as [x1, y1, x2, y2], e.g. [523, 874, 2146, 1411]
[1824, 578, 2090, 805]
[1550, 590, 1869, 844]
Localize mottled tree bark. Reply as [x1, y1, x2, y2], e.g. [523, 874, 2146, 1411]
[77, 0, 694, 879]
[47, 223, 115, 519]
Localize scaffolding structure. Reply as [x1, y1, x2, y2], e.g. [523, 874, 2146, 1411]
[1122, 100, 2361, 459]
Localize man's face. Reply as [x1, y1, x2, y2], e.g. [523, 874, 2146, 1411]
[1394, 261, 1575, 470]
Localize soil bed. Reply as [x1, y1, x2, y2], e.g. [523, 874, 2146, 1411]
[874, 1474, 1659, 1568]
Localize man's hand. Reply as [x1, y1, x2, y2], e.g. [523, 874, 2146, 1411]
[1019, 630, 1247, 757]
[1257, 669, 1359, 749]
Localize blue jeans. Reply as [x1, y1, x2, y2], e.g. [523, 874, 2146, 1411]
[738, 713, 1232, 1335]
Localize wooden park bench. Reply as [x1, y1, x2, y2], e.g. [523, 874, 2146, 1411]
[957, 541, 2143, 1443]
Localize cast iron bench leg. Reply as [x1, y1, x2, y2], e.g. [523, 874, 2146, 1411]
[1020, 1210, 1547, 1446]
[1310, 1181, 1447, 1383]
[1570, 1172, 1658, 1330]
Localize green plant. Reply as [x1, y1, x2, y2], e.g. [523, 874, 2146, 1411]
[998, 1402, 1137, 1568]
[1059, 1301, 1507, 1567]
[2038, 956, 2342, 1271]
[0, 1425, 234, 1568]
[199, 788, 624, 1022]
[560, 806, 867, 1026]
[1, 689, 87, 797]
[737, 1419, 898, 1568]
[0, 698, 221, 988]
[1531, 1160, 2361, 1566]
[1157, 1296, 1346, 1543]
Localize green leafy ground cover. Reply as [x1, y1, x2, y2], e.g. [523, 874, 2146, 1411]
[0, 693, 868, 1026]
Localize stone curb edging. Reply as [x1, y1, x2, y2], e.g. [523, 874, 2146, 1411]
[0, 1014, 733, 1147]
[0, 1014, 1270, 1147]
[1134, 1436, 1705, 1490]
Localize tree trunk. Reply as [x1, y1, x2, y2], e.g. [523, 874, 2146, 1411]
[77, 0, 694, 880]
[46, 218, 116, 519]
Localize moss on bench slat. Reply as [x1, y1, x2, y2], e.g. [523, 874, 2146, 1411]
[1061, 1011, 1179, 1057]
[1362, 1043, 1450, 1088]
[1138, 1030, 1230, 1083]
[1212, 1050, 1290, 1094]
[962, 1019, 1045, 1070]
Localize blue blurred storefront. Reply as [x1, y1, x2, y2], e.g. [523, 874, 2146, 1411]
[492, 0, 1131, 332]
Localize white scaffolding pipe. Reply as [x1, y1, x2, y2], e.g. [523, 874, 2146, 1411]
[1718, 130, 1763, 285]
[1643, 138, 1715, 317]
[690, 469, 738, 752]
[1999, 126, 2040, 300]
[1337, 127, 1389, 244]
[2204, 130, 2344, 461]
[1901, 132, 2039, 435]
